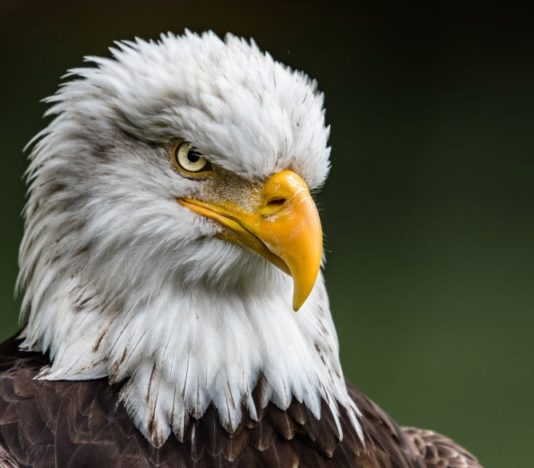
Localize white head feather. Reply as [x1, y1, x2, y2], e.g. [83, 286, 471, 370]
[18, 31, 361, 447]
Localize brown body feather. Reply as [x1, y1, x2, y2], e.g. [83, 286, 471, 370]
[0, 337, 479, 467]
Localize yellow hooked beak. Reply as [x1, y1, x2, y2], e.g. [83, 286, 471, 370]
[179, 170, 323, 310]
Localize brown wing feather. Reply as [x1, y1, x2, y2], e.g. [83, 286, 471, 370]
[0, 335, 432, 467]
[402, 427, 482, 467]
[346, 382, 424, 468]
[0, 445, 19, 468]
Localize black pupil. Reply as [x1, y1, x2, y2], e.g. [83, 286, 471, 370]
[187, 149, 201, 163]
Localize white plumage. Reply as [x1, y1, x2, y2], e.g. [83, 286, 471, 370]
[18, 31, 361, 447]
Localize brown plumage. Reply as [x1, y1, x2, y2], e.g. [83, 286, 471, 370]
[402, 428, 481, 468]
[0, 337, 480, 467]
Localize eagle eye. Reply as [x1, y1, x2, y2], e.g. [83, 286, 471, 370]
[172, 141, 212, 175]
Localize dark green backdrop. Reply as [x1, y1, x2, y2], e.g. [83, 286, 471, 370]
[1, 2, 532, 466]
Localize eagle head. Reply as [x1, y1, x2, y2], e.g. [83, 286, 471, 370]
[18, 31, 360, 446]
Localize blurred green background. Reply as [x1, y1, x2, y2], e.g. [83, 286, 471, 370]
[1, 1, 532, 466]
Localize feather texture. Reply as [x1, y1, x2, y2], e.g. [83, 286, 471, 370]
[402, 427, 481, 467]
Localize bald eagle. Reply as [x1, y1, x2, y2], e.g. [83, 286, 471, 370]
[0, 31, 480, 467]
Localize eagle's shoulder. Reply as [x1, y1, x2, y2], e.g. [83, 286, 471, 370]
[0, 337, 424, 467]
[346, 382, 424, 468]
[402, 426, 482, 467]
[345, 381, 481, 467]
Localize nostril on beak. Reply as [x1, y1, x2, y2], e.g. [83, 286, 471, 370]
[262, 196, 290, 216]
[266, 197, 287, 207]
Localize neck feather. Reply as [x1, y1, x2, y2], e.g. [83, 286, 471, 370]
[20, 272, 361, 447]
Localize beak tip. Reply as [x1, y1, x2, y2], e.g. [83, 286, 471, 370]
[291, 289, 308, 312]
